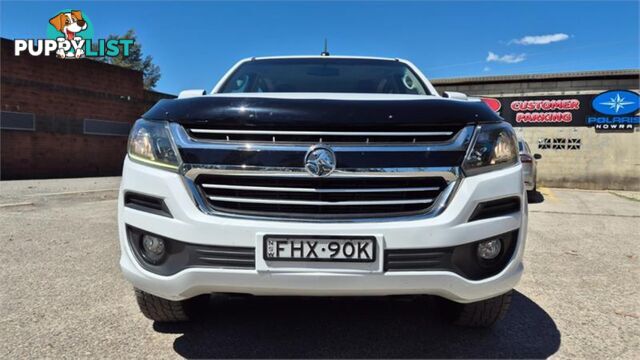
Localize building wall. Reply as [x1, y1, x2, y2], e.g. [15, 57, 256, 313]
[0, 38, 173, 180]
[432, 71, 640, 190]
[514, 127, 638, 190]
[432, 74, 639, 97]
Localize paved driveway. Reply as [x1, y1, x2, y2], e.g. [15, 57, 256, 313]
[1, 178, 638, 358]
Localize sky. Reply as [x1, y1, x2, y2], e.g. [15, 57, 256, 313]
[1, 1, 639, 95]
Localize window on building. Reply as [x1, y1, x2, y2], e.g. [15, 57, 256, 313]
[538, 138, 552, 150]
[552, 138, 566, 150]
[567, 138, 581, 150]
[0, 111, 35, 131]
[83, 119, 131, 136]
[538, 137, 582, 150]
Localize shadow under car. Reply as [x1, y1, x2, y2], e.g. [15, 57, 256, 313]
[153, 290, 560, 359]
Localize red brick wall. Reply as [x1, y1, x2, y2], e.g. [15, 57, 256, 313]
[4, 132, 136, 179]
[0, 38, 171, 179]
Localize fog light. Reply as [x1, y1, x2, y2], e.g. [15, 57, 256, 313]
[477, 238, 502, 260]
[141, 234, 165, 264]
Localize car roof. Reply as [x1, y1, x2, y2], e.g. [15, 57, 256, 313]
[244, 55, 404, 62]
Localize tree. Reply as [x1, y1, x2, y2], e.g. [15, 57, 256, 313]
[94, 29, 161, 89]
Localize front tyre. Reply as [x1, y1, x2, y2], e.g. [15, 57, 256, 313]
[134, 288, 205, 322]
[441, 290, 513, 327]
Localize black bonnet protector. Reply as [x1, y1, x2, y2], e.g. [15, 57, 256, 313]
[142, 96, 502, 131]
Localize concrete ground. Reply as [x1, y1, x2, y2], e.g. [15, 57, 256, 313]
[1, 178, 638, 359]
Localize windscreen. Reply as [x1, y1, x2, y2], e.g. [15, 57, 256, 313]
[219, 58, 430, 95]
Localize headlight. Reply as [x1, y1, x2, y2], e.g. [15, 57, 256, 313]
[128, 119, 181, 171]
[462, 122, 518, 176]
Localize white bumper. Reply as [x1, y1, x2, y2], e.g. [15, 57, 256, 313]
[118, 157, 527, 302]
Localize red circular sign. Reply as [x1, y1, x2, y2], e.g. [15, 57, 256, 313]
[481, 97, 502, 112]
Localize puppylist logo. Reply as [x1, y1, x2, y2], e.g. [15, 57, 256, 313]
[14, 9, 133, 59]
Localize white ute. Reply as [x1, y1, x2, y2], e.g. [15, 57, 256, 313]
[119, 56, 526, 327]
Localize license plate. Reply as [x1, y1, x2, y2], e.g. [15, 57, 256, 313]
[263, 235, 376, 262]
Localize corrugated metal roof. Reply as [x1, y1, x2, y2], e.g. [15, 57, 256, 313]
[431, 69, 640, 85]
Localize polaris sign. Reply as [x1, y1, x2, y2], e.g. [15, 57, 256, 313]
[591, 90, 639, 115]
[491, 90, 639, 132]
[587, 90, 639, 132]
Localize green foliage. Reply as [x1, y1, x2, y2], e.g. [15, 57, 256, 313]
[93, 29, 161, 89]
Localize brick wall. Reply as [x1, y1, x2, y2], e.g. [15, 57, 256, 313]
[0, 38, 174, 179]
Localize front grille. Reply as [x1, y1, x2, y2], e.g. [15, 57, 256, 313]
[195, 175, 449, 219]
[174, 124, 472, 220]
[185, 127, 463, 144]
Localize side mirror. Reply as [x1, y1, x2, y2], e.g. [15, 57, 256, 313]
[443, 91, 469, 100]
[178, 89, 207, 99]
[534, 154, 542, 160]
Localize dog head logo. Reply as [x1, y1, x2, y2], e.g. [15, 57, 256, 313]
[49, 11, 88, 40]
[47, 10, 92, 59]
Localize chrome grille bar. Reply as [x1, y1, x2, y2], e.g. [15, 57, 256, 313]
[201, 183, 440, 193]
[189, 129, 453, 136]
[183, 165, 460, 181]
[208, 196, 434, 206]
[178, 124, 470, 146]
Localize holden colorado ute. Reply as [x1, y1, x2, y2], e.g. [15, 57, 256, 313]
[119, 56, 526, 327]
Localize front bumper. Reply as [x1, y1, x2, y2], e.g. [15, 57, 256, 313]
[118, 157, 527, 302]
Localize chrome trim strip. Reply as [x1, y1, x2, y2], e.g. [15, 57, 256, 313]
[201, 183, 441, 193]
[188, 129, 453, 136]
[170, 123, 474, 150]
[208, 196, 434, 206]
[183, 164, 460, 182]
